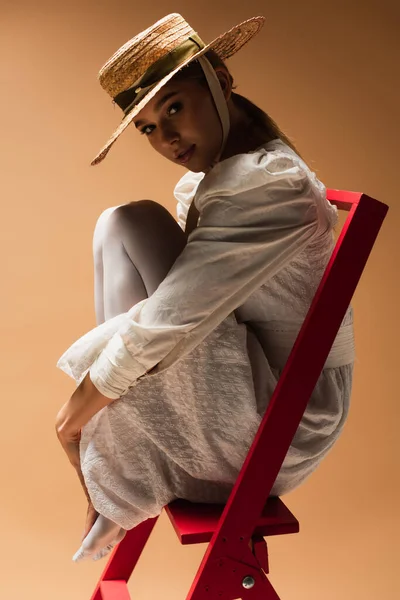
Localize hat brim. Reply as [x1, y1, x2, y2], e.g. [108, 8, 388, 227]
[91, 16, 265, 166]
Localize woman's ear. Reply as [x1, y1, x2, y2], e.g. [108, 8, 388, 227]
[214, 67, 231, 99]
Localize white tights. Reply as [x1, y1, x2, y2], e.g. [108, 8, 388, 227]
[73, 515, 127, 562]
[72, 201, 187, 562]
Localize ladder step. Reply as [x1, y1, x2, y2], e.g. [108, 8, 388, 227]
[100, 581, 130, 600]
[165, 496, 299, 544]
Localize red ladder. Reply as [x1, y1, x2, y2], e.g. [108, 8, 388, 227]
[88, 189, 389, 600]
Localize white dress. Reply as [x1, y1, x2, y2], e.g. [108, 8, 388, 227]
[57, 139, 355, 530]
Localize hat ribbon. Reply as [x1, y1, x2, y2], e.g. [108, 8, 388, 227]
[113, 32, 206, 116]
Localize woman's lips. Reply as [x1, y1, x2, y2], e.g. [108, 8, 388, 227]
[177, 144, 195, 163]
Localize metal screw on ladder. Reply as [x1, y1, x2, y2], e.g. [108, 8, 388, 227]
[242, 576, 255, 589]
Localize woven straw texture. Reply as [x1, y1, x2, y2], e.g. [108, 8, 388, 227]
[91, 13, 265, 166]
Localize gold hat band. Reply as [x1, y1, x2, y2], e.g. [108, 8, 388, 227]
[113, 33, 205, 116]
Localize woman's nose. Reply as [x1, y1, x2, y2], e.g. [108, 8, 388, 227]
[161, 125, 180, 145]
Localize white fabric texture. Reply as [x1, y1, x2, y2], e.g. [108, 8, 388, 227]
[57, 139, 355, 530]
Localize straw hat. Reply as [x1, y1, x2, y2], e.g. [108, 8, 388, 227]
[91, 13, 265, 166]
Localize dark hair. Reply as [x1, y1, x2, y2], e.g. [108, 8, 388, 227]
[171, 48, 305, 161]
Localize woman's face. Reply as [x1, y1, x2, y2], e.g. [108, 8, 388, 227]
[133, 69, 229, 173]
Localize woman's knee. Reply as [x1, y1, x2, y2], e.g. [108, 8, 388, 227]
[93, 204, 125, 258]
[102, 199, 187, 294]
[105, 199, 185, 246]
[92, 201, 157, 256]
[110, 199, 173, 228]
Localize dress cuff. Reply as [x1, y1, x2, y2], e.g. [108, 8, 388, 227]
[56, 308, 142, 388]
[89, 331, 147, 399]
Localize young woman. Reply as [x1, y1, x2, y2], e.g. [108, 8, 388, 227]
[55, 14, 355, 562]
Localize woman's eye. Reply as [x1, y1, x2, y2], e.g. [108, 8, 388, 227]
[140, 102, 182, 135]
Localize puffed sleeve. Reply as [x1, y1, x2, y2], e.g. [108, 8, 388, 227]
[174, 170, 205, 231]
[57, 147, 321, 399]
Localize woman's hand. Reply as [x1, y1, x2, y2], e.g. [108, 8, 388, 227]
[56, 423, 100, 546]
[55, 423, 92, 503]
[56, 425, 82, 470]
[55, 372, 115, 460]
[55, 372, 116, 496]
[56, 373, 118, 547]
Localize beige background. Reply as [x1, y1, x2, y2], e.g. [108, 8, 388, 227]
[1, 1, 398, 599]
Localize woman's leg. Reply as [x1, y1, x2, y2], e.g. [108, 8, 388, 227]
[92, 204, 124, 325]
[95, 199, 187, 322]
[75, 200, 187, 562]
